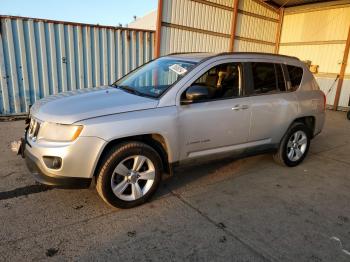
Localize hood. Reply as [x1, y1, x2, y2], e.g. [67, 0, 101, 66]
[30, 86, 158, 124]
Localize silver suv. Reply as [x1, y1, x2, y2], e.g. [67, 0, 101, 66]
[18, 52, 326, 208]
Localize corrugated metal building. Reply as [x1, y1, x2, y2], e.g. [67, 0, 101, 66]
[155, 0, 350, 110]
[0, 16, 155, 115]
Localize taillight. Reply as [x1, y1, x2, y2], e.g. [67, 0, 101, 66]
[322, 92, 326, 111]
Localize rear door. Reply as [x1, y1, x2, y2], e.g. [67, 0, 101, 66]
[246, 62, 299, 145]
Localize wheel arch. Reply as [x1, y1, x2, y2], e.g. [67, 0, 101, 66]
[277, 115, 316, 148]
[274, 116, 313, 167]
[291, 116, 316, 137]
[93, 134, 171, 178]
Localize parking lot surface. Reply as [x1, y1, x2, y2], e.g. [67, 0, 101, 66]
[0, 110, 350, 261]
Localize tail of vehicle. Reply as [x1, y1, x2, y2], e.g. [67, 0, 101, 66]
[311, 75, 326, 111]
[322, 91, 326, 111]
[309, 74, 326, 110]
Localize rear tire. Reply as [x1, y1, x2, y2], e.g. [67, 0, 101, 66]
[347, 111, 350, 120]
[273, 122, 311, 167]
[96, 142, 162, 208]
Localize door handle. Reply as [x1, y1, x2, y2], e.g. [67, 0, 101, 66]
[232, 104, 249, 111]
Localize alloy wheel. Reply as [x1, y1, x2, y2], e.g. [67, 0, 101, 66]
[111, 155, 155, 201]
[286, 130, 308, 162]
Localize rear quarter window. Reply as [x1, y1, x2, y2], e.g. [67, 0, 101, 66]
[287, 65, 303, 91]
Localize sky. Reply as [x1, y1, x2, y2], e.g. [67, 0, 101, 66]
[1, 0, 158, 26]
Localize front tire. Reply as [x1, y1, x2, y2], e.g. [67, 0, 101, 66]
[347, 111, 350, 120]
[96, 142, 162, 208]
[273, 123, 311, 167]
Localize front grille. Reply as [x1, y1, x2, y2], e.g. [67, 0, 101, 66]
[28, 118, 41, 140]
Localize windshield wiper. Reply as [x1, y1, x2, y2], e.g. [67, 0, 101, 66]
[112, 84, 158, 99]
[117, 85, 145, 97]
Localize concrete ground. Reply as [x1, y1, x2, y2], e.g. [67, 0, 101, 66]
[0, 110, 349, 261]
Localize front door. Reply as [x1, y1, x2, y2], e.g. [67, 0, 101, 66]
[177, 62, 251, 160]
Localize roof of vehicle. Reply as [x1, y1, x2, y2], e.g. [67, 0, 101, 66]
[166, 52, 214, 62]
[167, 52, 300, 63]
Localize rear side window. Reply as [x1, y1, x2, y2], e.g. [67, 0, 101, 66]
[251, 63, 287, 94]
[251, 63, 277, 94]
[287, 65, 303, 91]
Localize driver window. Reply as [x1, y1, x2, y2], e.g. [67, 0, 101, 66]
[182, 63, 242, 102]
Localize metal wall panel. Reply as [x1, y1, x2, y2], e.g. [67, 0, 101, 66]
[347, 48, 350, 74]
[238, 0, 279, 19]
[235, 13, 278, 43]
[234, 1, 279, 52]
[162, 0, 233, 34]
[315, 76, 338, 107]
[282, 6, 350, 43]
[339, 78, 350, 108]
[205, 0, 234, 8]
[160, 0, 279, 55]
[234, 40, 275, 53]
[279, 4, 350, 107]
[160, 0, 234, 55]
[160, 26, 230, 54]
[279, 44, 345, 74]
[315, 77, 349, 108]
[0, 16, 155, 115]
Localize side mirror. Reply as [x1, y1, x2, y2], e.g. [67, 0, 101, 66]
[181, 85, 209, 105]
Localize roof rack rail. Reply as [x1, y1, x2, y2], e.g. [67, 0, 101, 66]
[215, 52, 300, 60]
[167, 52, 210, 55]
[166, 51, 299, 60]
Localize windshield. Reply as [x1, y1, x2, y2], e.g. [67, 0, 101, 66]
[113, 57, 197, 98]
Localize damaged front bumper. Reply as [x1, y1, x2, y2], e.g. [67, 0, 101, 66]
[24, 148, 92, 189]
[12, 117, 101, 189]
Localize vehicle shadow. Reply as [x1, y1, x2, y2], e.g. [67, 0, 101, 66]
[154, 153, 273, 199]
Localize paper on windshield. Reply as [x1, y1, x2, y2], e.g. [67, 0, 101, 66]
[169, 64, 188, 75]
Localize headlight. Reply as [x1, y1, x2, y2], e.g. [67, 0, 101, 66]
[38, 122, 83, 142]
